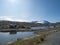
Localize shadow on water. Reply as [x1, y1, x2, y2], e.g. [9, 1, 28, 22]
[9, 31, 17, 34]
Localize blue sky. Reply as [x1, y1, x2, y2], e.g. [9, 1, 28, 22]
[0, 0, 60, 22]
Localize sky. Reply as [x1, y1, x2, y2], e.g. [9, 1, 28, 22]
[0, 0, 60, 23]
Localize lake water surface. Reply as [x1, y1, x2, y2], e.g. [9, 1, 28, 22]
[0, 32, 36, 45]
[31, 26, 54, 30]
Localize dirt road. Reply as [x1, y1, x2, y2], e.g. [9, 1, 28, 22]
[40, 32, 60, 45]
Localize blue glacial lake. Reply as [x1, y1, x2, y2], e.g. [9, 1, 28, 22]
[0, 32, 36, 45]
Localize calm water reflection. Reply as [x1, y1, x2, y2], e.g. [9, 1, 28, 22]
[0, 32, 36, 45]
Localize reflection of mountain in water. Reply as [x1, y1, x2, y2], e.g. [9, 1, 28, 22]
[10, 31, 17, 34]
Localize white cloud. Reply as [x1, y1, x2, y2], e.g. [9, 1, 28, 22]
[0, 16, 29, 22]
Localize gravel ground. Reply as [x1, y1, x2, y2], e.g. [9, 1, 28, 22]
[39, 32, 60, 45]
